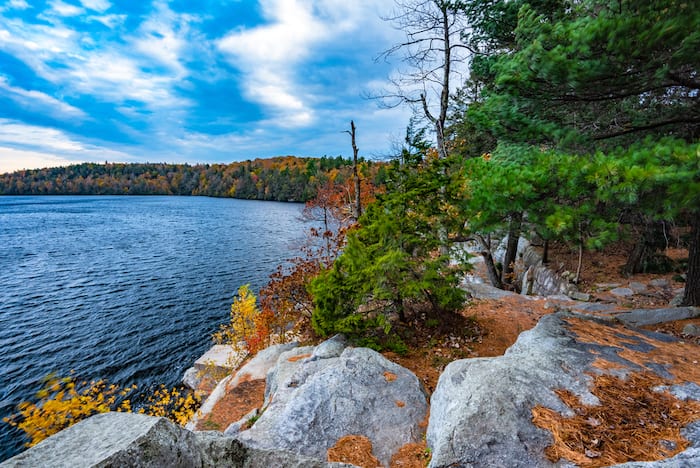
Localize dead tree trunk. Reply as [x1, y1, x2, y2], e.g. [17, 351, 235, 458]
[348, 120, 361, 221]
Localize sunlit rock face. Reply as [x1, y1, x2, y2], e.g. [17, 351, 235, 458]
[236, 335, 429, 467]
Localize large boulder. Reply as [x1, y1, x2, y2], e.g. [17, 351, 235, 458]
[1, 412, 353, 468]
[1, 412, 237, 467]
[427, 314, 596, 468]
[236, 336, 428, 466]
[188, 342, 298, 431]
[427, 311, 700, 468]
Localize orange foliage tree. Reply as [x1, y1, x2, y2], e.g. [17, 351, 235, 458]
[260, 174, 381, 339]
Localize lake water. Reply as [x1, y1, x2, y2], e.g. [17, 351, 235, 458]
[0, 196, 306, 461]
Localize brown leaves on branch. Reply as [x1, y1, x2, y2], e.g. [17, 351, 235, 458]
[261, 176, 380, 339]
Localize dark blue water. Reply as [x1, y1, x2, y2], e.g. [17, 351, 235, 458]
[0, 196, 305, 461]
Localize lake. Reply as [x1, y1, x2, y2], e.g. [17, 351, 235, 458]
[0, 196, 306, 461]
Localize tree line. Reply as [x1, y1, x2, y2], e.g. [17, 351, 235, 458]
[0, 156, 387, 203]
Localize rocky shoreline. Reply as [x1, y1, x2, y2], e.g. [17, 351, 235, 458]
[4, 238, 699, 467]
[5, 299, 700, 467]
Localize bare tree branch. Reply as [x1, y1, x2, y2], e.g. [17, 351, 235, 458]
[370, 0, 471, 159]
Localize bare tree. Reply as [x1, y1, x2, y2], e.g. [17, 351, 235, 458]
[376, 0, 470, 159]
[344, 120, 362, 220]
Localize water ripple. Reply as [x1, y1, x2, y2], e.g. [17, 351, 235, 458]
[0, 196, 305, 461]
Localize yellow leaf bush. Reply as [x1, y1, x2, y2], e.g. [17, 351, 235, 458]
[4, 374, 200, 447]
[212, 284, 271, 354]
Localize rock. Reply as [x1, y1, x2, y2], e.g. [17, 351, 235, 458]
[427, 314, 597, 468]
[464, 282, 520, 300]
[182, 366, 201, 391]
[311, 334, 347, 360]
[262, 345, 317, 408]
[596, 282, 622, 290]
[568, 291, 591, 302]
[189, 342, 298, 431]
[520, 265, 534, 296]
[1, 412, 354, 468]
[236, 346, 428, 467]
[610, 287, 635, 297]
[224, 408, 259, 436]
[683, 324, 700, 337]
[569, 302, 618, 314]
[493, 235, 530, 265]
[182, 344, 247, 392]
[615, 307, 700, 327]
[528, 265, 577, 297]
[0, 412, 241, 467]
[196, 344, 247, 374]
[649, 278, 670, 288]
[667, 382, 700, 402]
[235, 342, 300, 382]
[670, 292, 685, 306]
[629, 281, 648, 293]
[426, 311, 700, 467]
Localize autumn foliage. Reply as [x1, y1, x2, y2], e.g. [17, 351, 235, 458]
[212, 284, 273, 355]
[259, 175, 380, 340]
[139, 384, 199, 427]
[3, 374, 200, 448]
[2, 375, 133, 447]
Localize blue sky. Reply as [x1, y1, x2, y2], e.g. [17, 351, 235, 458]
[0, 0, 414, 173]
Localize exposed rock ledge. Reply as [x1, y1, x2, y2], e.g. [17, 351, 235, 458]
[428, 308, 700, 467]
[4, 307, 700, 467]
[1, 411, 353, 468]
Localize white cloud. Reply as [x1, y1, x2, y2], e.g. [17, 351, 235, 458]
[80, 0, 111, 12]
[48, 0, 85, 17]
[67, 51, 191, 108]
[217, 0, 400, 128]
[1, 0, 30, 11]
[87, 14, 126, 29]
[0, 119, 123, 158]
[0, 11, 192, 111]
[0, 120, 141, 173]
[0, 120, 85, 152]
[130, 1, 189, 77]
[217, 0, 333, 127]
[0, 76, 88, 120]
[0, 146, 76, 173]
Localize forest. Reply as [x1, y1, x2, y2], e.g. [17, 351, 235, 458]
[304, 0, 700, 341]
[0, 155, 386, 202]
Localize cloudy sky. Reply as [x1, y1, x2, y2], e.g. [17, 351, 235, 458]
[0, 0, 414, 173]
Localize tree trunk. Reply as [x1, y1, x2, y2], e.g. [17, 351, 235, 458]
[542, 239, 550, 264]
[681, 212, 700, 306]
[349, 120, 361, 220]
[476, 234, 503, 289]
[574, 242, 584, 284]
[622, 219, 672, 276]
[501, 211, 523, 288]
[436, 1, 450, 160]
[622, 242, 647, 277]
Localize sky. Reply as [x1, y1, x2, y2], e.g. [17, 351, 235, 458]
[0, 0, 415, 173]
